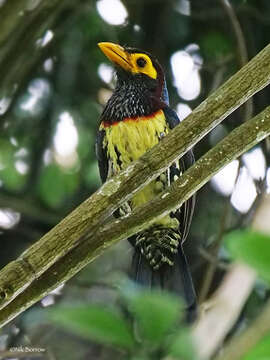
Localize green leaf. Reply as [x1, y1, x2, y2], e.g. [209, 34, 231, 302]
[128, 291, 183, 344]
[168, 328, 196, 360]
[225, 230, 270, 282]
[242, 333, 270, 360]
[49, 305, 135, 350]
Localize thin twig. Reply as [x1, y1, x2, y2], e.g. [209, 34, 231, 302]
[220, 0, 253, 121]
[198, 248, 229, 271]
[198, 200, 230, 303]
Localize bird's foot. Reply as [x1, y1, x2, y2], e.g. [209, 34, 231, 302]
[135, 226, 181, 270]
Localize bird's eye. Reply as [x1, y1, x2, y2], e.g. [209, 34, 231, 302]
[136, 57, 147, 68]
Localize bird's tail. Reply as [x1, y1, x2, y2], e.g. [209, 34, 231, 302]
[130, 229, 197, 322]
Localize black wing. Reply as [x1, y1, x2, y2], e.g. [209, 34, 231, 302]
[163, 106, 196, 243]
[95, 128, 108, 183]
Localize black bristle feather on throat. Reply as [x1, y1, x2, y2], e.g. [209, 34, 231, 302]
[101, 73, 164, 124]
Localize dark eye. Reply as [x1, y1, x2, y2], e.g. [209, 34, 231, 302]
[136, 57, 147, 68]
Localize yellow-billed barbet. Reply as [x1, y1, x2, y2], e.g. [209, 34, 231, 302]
[96, 42, 196, 319]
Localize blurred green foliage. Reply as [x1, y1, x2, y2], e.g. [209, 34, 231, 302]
[225, 229, 270, 283]
[243, 334, 270, 360]
[50, 305, 135, 350]
[224, 228, 270, 360]
[49, 287, 195, 360]
[46, 226, 270, 360]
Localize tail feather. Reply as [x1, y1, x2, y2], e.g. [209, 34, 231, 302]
[130, 246, 197, 322]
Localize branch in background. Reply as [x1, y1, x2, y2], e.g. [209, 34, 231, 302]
[198, 248, 228, 271]
[198, 200, 230, 303]
[217, 300, 270, 360]
[193, 264, 256, 360]
[192, 194, 270, 360]
[220, 0, 253, 121]
[214, 195, 270, 360]
[199, 0, 261, 306]
[0, 43, 270, 313]
[0, 105, 270, 327]
[0, 0, 68, 110]
[0, 0, 88, 121]
[0, 193, 61, 225]
[220, 0, 248, 68]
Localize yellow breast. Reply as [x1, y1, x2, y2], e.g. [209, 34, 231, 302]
[100, 109, 178, 228]
[100, 109, 168, 173]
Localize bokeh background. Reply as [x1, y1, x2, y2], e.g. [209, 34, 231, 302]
[0, 0, 270, 358]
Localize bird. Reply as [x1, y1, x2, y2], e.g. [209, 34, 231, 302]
[96, 42, 197, 321]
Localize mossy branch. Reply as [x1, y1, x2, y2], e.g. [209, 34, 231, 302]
[0, 45, 270, 326]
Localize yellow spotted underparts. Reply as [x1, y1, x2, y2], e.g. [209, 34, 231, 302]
[100, 109, 178, 228]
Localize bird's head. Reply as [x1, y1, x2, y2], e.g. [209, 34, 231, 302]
[98, 42, 169, 105]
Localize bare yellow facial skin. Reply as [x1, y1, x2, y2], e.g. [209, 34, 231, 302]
[98, 42, 157, 79]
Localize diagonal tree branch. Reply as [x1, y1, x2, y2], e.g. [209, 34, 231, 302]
[0, 44, 270, 314]
[0, 104, 270, 327]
